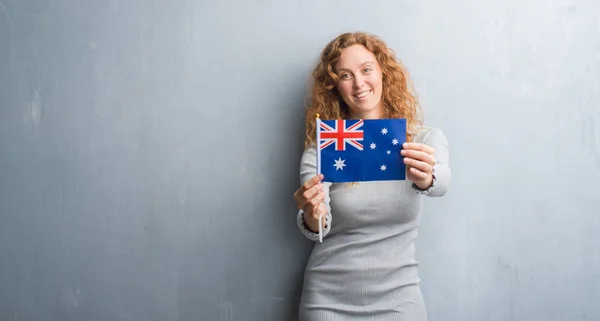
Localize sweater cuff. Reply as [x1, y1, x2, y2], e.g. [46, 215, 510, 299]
[296, 209, 331, 241]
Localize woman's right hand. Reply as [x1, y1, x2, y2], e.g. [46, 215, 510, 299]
[293, 174, 327, 233]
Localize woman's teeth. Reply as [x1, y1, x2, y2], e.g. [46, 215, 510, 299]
[355, 91, 370, 98]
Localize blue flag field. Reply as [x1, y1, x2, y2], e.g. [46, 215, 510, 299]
[317, 118, 407, 183]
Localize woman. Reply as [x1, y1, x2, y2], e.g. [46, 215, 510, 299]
[292, 31, 451, 320]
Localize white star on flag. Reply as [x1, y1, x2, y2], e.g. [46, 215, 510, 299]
[333, 157, 346, 170]
[380, 164, 387, 171]
[370, 143, 376, 149]
[387, 150, 391, 154]
[381, 128, 388, 135]
[392, 138, 399, 145]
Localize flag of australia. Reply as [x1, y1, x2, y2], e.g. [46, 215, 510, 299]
[317, 118, 407, 183]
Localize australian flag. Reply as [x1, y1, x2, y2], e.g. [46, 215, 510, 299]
[317, 118, 407, 183]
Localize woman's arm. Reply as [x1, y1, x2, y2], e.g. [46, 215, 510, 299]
[295, 145, 333, 241]
[410, 127, 451, 197]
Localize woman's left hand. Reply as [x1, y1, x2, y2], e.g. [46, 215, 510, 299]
[400, 142, 436, 190]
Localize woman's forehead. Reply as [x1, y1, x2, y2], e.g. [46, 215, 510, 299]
[335, 45, 377, 70]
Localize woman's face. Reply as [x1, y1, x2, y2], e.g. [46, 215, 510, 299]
[334, 44, 383, 119]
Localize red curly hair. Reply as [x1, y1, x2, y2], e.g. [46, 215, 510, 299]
[303, 32, 423, 148]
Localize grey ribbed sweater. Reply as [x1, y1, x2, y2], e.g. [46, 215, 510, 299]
[296, 126, 451, 321]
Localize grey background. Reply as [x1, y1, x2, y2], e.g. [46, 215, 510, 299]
[1, 0, 599, 320]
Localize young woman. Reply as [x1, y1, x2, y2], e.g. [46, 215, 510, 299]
[293, 31, 451, 320]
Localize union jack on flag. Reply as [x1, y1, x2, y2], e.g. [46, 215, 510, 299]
[316, 118, 407, 183]
[319, 119, 364, 151]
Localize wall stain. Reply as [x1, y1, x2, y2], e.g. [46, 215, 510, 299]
[0, 1, 13, 32]
[582, 109, 600, 170]
[23, 90, 42, 139]
[498, 255, 520, 321]
[220, 302, 233, 321]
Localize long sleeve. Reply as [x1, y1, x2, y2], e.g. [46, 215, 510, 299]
[411, 127, 451, 197]
[296, 144, 333, 241]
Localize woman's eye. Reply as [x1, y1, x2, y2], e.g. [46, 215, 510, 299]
[364, 67, 372, 72]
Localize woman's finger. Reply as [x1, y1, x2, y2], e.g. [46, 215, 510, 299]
[409, 167, 431, 180]
[294, 174, 323, 208]
[402, 142, 435, 156]
[297, 183, 322, 210]
[305, 190, 326, 214]
[401, 149, 435, 165]
[294, 174, 323, 206]
[404, 157, 433, 174]
[303, 174, 324, 191]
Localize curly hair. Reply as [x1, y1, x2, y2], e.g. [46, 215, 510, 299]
[303, 32, 423, 148]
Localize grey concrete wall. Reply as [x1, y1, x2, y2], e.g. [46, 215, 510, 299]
[1, 0, 599, 320]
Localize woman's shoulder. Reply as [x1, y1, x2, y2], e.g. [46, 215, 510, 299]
[411, 125, 448, 144]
